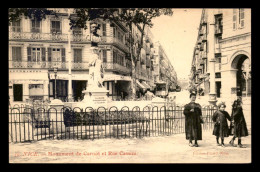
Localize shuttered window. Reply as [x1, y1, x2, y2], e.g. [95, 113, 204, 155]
[41, 48, 46, 61]
[239, 8, 245, 28]
[12, 47, 22, 61]
[51, 21, 61, 33]
[102, 23, 106, 36]
[48, 48, 52, 62]
[233, 9, 237, 30]
[74, 49, 82, 63]
[27, 47, 31, 61]
[11, 20, 21, 32]
[102, 50, 107, 62]
[61, 48, 66, 62]
[27, 47, 46, 62]
[31, 19, 41, 33]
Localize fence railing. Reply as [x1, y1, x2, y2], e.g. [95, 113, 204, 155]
[9, 105, 217, 143]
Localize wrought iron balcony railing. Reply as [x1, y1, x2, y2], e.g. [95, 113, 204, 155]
[9, 61, 91, 70]
[9, 31, 91, 42]
[103, 62, 131, 74]
[100, 36, 129, 53]
[9, 61, 131, 74]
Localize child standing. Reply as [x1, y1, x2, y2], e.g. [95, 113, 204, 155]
[212, 102, 232, 147]
[229, 99, 248, 148]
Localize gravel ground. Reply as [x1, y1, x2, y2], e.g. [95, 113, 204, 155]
[9, 130, 251, 164]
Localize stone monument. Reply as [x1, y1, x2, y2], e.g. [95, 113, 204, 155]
[80, 46, 109, 109]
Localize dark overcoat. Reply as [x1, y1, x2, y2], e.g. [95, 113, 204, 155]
[183, 102, 202, 140]
[231, 106, 248, 137]
[212, 110, 231, 137]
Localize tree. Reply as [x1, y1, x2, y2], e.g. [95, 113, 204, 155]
[9, 8, 57, 25]
[9, 8, 173, 99]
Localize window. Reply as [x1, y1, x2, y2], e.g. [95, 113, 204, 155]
[102, 23, 106, 36]
[12, 47, 22, 61]
[32, 48, 41, 62]
[27, 47, 46, 62]
[102, 50, 107, 62]
[11, 20, 21, 32]
[233, 9, 237, 30]
[239, 8, 245, 28]
[113, 51, 117, 63]
[74, 49, 82, 63]
[52, 48, 61, 62]
[215, 72, 221, 78]
[31, 19, 41, 33]
[72, 27, 82, 35]
[113, 27, 116, 38]
[51, 20, 61, 33]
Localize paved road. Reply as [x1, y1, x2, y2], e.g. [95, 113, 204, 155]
[9, 130, 251, 163]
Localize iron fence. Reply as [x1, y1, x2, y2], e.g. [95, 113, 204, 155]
[9, 105, 217, 143]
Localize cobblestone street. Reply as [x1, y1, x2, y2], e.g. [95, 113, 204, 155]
[9, 130, 251, 163]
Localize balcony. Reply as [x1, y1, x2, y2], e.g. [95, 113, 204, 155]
[197, 37, 202, 45]
[100, 36, 129, 53]
[200, 44, 204, 51]
[215, 25, 223, 35]
[8, 60, 92, 70]
[202, 34, 207, 42]
[202, 51, 207, 59]
[103, 62, 131, 74]
[9, 31, 91, 42]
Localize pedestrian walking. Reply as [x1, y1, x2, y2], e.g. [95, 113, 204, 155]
[183, 93, 203, 147]
[212, 102, 231, 147]
[229, 99, 248, 148]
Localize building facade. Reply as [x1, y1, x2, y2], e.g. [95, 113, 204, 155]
[153, 41, 177, 92]
[189, 8, 251, 105]
[9, 8, 178, 104]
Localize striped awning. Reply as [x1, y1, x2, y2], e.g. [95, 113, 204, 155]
[136, 80, 146, 89]
[141, 81, 151, 89]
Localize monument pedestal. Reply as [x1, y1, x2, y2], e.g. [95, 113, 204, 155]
[80, 87, 109, 110]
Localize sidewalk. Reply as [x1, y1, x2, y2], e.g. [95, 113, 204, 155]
[9, 130, 251, 163]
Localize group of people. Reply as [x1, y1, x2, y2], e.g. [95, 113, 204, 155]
[183, 93, 248, 148]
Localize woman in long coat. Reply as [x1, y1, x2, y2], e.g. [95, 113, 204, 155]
[212, 102, 231, 147]
[229, 99, 248, 148]
[183, 93, 203, 147]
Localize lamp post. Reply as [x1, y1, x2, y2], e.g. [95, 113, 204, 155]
[54, 66, 58, 99]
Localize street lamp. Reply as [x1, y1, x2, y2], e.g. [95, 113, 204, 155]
[54, 66, 58, 99]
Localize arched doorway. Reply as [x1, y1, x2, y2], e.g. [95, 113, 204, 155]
[231, 54, 251, 97]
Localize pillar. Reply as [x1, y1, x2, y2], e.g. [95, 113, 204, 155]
[67, 9, 73, 102]
[207, 9, 217, 106]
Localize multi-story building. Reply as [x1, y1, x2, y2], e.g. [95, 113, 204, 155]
[189, 8, 251, 105]
[153, 41, 177, 92]
[9, 8, 175, 104]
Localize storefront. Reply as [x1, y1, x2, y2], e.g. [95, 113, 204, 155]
[9, 69, 49, 104]
[103, 74, 132, 100]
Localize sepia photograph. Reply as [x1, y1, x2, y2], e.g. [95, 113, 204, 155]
[8, 8, 251, 164]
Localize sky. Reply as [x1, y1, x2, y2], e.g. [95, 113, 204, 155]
[150, 8, 202, 80]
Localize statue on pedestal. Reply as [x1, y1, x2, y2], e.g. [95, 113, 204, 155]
[88, 47, 105, 89]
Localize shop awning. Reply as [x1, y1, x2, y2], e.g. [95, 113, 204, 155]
[141, 81, 151, 89]
[136, 80, 146, 89]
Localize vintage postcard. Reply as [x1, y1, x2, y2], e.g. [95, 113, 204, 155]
[8, 8, 251, 163]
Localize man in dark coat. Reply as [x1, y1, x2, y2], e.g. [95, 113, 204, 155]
[229, 99, 248, 148]
[183, 93, 203, 147]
